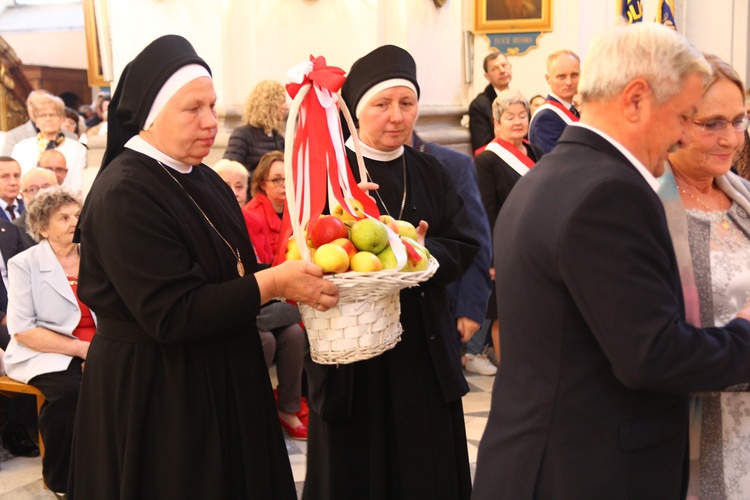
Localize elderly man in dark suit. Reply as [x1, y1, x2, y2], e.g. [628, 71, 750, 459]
[473, 23, 750, 499]
[0, 219, 35, 457]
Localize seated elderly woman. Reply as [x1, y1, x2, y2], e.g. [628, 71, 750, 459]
[2, 186, 93, 493]
[11, 94, 86, 192]
[223, 81, 287, 177]
[474, 89, 544, 364]
[660, 54, 750, 499]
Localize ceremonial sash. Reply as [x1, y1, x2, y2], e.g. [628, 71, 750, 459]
[529, 99, 579, 129]
[484, 139, 534, 177]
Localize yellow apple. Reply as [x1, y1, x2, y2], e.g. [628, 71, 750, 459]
[285, 238, 302, 260]
[350, 218, 389, 254]
[332, 197, 366, 222]
[350, 251, 384, 273]
[395, 219, 418, 241]
[312, 243, 350, 274]
[379, 215, 399, 233]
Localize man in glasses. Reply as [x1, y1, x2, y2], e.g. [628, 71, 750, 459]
[474, 23, 750, 499]
[38, 149, 69, 186]
[1, 90, 78, 156]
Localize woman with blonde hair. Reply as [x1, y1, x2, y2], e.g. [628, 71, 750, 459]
[223, 80, 287, 177]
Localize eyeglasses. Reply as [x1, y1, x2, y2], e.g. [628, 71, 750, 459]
[266, 177, 285, 186]
[693, 116, 750, 135]
[22, 184, 53, 194]
[35, 113, 60, 120]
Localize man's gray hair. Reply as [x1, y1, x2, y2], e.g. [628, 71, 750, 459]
[579, 23, 711, 104]
[492, 89, 530, 121]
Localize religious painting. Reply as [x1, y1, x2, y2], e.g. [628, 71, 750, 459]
[474, 0, 552, 34]
[82, 0, 113, 87]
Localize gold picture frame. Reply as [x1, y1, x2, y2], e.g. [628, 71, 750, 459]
[474, 0, 552, 34]
[82, 0, 112, 87]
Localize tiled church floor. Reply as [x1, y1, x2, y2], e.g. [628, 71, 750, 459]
[0, 368, 494, 499]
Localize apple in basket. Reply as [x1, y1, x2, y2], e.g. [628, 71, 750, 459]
[401, 236, 430, 272]
[350, 218, 389, 254]
[285, 237, 302, 260]
[350, 251, 384, 273]
[332, 197, 366, 222]
[309, 215, 349, 249]
[331, 237, 357, 260]
[312, 243, 350, 274]
[376, 246, 404, 271]
[404, 245, 429, 272]
[395, 219, 418, 241]
[378, 215, 400, 233]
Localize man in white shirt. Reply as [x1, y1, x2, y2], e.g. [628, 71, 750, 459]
[0, 158, 24, 223]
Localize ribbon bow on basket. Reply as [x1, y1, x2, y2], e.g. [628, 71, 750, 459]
[275, 55, 438, 365]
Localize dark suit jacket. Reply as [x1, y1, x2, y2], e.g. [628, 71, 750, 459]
[416, 138, 493, 326]
[0, 220, 28, 324]
[528, 94, 570, 154]
[468, 84, 498, 154]
[0, 198, 25, 224]
[472, 126, 750, 499]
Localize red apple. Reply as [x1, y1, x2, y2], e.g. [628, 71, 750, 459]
[309, 215, 349, 249]
[331, 237, 357, 260]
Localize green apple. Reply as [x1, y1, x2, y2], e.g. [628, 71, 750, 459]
[312, 243, 350, 273]
[404, 246, 429, 272]
[350, 251, 383, 272]
[376, 246, 405, 271]
[401, 235, 430, 259]
[395, 219, 418, 241]
[350, 218, 389, 254]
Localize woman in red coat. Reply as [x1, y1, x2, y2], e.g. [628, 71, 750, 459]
[243, 151, 285, 258]
[242, 150, 308, 439]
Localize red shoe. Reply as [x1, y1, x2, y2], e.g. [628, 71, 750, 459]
[297, 396, 310, 427]
[279, 416, 307, 440]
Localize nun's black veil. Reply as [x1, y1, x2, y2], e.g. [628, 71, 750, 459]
[100, 35, 211, 171]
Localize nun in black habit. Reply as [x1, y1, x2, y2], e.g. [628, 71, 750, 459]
[68, 35, 338, 499]
[302, 45, 479, 500]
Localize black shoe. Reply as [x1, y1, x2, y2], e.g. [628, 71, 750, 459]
[2, 421, 40, 457]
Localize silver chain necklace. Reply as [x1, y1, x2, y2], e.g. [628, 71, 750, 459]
[367, 155, 407, 220]
[157, 160, 245, 277]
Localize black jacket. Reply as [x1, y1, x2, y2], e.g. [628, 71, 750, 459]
[223, 124, 284, 174]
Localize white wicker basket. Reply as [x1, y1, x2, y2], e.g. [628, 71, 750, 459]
[300, 256, 439, 364]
